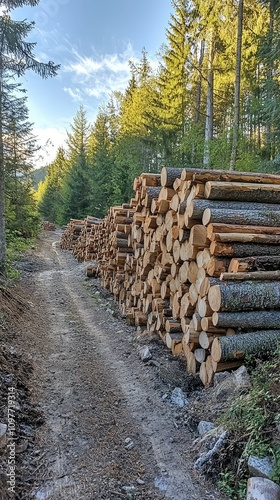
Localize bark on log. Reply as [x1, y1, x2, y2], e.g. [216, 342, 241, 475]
[211, 330, 280, 362]
[144, 186, 162, 207]
[188, 199, 280, 220]
[208, 281, 280, 312]
[161, 167, 185, 187]
[228, 255, 280, 273]
[206, 257, 230, 276]
[220, 270, 280, 281]
[207, 223, 280, 238]
[191, 169, 280, 185]
[203, 208, 280, 227]
[212, 310, 280, 329]
[211, 232, 280, 245]
[204, 181, 280, 203]
[210, 241, 280, 257]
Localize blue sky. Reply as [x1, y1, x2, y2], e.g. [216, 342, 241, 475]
[12, 0, 172, 166]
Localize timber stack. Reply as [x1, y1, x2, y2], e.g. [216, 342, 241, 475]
[41, 220, 56, 231]
[61, 167, 280, 386]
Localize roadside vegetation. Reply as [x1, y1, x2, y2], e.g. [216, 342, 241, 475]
[216, 350, 280, 499]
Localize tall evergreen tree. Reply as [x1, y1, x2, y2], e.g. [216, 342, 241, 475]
[59, 106, 91, 223]
[0, 1, 59, 273]
[38, 147, 68, 223]
[155, 0, 193, 165]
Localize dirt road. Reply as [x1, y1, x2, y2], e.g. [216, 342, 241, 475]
[2, 231, 223, 500]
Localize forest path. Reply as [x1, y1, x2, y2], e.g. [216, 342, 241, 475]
[14, 230, 221, 500]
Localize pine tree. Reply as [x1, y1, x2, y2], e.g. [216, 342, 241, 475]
[38, 147, 68, 223]
[0, 1, 59, 273]
[59, 107, 91, 223]
[154, 0, 193, 165]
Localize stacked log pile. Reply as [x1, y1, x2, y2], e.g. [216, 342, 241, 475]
[61, 167, 280, 386]
[60, 216, 101, 260]
[41, 221, 56, 231]
[60, 219, 84, 251]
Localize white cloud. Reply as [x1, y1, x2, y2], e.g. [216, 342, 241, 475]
[32, 126, 67, 168]
[63, 86, 83, 102]
[62, 43, 139, 103]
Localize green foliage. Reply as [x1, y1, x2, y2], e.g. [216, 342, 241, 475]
[38, 147, 68, 223]
[217, 350, 280, 497]
[34, 0, 280, 225]
[218, 469, 247, 500]
[5, 229, 31, 280]
[30, 166, 47, 189]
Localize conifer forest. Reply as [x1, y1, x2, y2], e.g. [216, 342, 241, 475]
[1, 0, 280, 257]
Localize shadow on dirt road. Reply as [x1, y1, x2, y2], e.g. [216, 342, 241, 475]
[1, 231, 223, 500]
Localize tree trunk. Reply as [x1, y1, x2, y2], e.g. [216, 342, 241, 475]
[211, 330, 280, 362]
[208, 281, 280, 312]
[212, 310, 280, 329]
[195, 40, 205, 125]
[230, 0, 244, 171]
[203, 33, 215, 167]
[0, 77, 6, 275]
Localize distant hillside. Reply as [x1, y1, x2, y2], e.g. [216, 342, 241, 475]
[30, 166, 48, 189]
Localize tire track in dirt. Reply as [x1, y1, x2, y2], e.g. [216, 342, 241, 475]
[22, 232, 221, 500]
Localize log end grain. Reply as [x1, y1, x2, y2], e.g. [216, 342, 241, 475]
[208, 285, 221, 312]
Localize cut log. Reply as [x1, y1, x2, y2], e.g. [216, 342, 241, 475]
[204, 181, 280, 203]
[194, 348, 207, 363]
[206, 257, 230, 277]
[200, 316, 231, 334]
[211, 330, 280, 362]
[199, 362, 208, 386]
[188, 199, 280, 220]
[199, 331, 225, 349]
[228, 255, 280, 273]
[165, 332, 183, 355]
[207, 223, 280, 238]
[203, 208, 280, 227]
[191, 169, 280, 185]
[211, 232, 280, 245]
[210, 241, 280, 257]
[220, 270, 280, 281]
[208, 281, 280, 312]
[212, 310, 280, 329]
[161, 167, 185, 187]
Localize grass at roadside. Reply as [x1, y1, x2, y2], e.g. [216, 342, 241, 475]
[217, 350, 280, 499]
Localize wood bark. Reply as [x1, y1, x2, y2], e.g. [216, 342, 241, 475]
[160, 167, 185, 187]
[211, 330, 280, 362]
[188, 199, 280, 220]
[220, 270, 280, 281]
[208, 281, 280, 312]
[230, 0, 243, 171]
[212, 310, 280, 329]
[211, 232, 280, 245]
[210, 241, 280, 258]
[181, 168, 280, 184]
[207, 223, 280, 239]
[204, 181, 280, 203]
[203, 207, 280, 227]
[228, 255, 280, 273]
